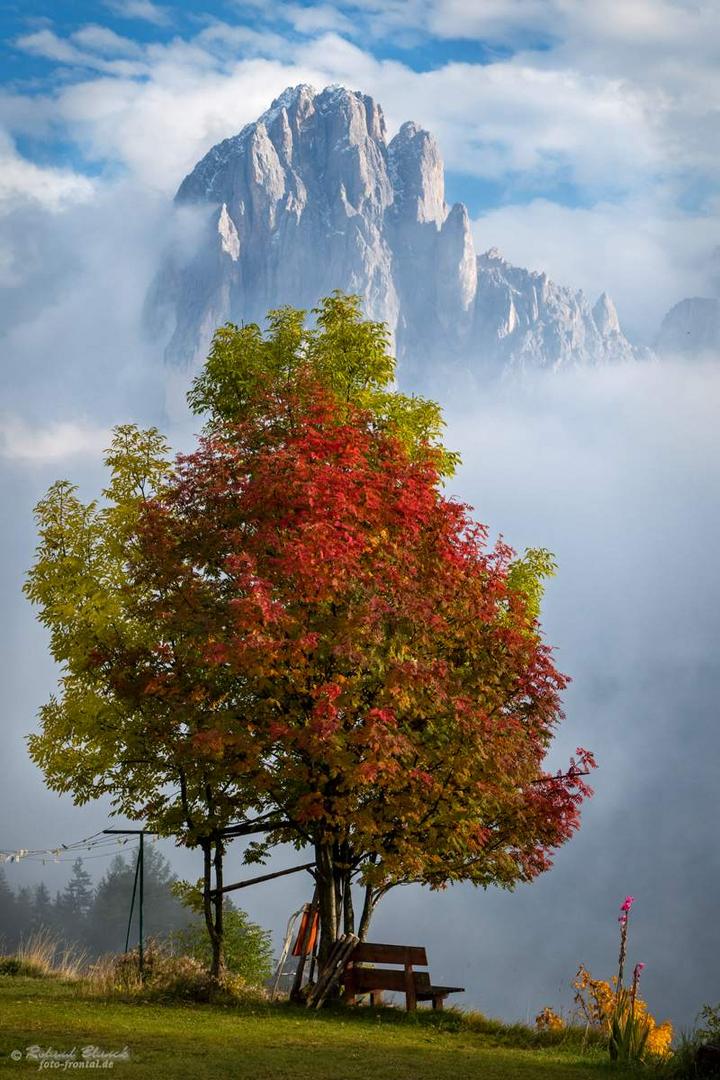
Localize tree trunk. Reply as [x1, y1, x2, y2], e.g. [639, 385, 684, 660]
[343, 869, 355, 936]
[334, 866, 343, 937]
[201, 838, 225, 978]
[357, 883, 377, 942]
[212, 839, 224, 977]
[315, 842, 338, 965]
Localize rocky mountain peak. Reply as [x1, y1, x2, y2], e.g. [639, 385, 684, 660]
[149, 83, 646, 381]
[388, 121, 446, 226]
[593, 292, 621, 335]
[479, 247, 507, 265]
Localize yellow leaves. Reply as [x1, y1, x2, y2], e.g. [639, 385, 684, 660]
[296, 791, 326, 822]
[573, 964, 615, 1027]
[646, 1020, 673, 1058]
[535, 1007, 564, 1032]
[574, 963, 673, 1059]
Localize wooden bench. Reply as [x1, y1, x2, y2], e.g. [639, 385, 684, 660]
[342, 942, 464, 1011]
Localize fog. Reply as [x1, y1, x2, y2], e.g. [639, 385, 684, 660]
[1, 186, 719, 1028]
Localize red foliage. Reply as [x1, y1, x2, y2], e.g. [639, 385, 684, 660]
[127, 381, 593, 889]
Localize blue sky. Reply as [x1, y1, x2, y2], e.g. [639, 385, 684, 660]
[1, 0, 718, 339]
[0, 0, 566, 212]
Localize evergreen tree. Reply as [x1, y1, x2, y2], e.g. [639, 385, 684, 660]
[64, 858, 94, 920]
[86, 848, 194, 955]
[0, 869, 20, 952]
[29, 882, 53, 933]
[50, 858, 94, 944]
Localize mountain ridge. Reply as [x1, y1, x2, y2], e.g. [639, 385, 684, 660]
[148, 84, 652, 382]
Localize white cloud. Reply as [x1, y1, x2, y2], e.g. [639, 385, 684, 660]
[71, 25, 144, 58]
[0, 132, 94, 212]
[345, 0, 556, 43]
[0, 179, 170, 424]
[6, 0, 716, 201]
[0, 418, 110, 463]
[103, 0, 170, 26]
[3, 26, 663, 195]
[344, 50, 658, 188]
[14, 29, 84, 65]
[279, 1, 720, 191]
[282, 3, 355, 34]
[1, 4, 718, 328]
[15, 29, 148, 77]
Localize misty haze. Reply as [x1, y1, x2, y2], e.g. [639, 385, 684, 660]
[1, 4, 719, 1079]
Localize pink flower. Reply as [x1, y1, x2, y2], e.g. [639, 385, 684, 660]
[634, 962, 645, 976]
[620, 895, 636, 912]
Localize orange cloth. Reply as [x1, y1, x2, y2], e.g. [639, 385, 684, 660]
[291, 908, 319, 956]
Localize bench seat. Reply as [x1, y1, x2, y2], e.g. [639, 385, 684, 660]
[343, 941, 464, 1012]
[417, 984, 465, 1010]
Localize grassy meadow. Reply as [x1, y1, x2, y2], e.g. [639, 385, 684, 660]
[0, 975, 619, 1080]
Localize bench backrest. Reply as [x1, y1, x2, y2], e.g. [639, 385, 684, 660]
[351, 967, 431, 994]
[350, 942, 428, 967]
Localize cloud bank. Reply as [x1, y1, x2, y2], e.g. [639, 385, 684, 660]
[1, 0, 719, 1032]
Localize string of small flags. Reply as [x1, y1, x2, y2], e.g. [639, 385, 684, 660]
[0, 829, 158, 866]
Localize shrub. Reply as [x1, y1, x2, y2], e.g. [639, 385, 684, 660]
[652, 1003, 720, 1080]
[170, 907, 273, 988]
[573, 896, 673, 1065]
[0, 957, 23, 976]
[83, 941, 267, 1005]
[573, 963, 673, 1061]
[696, 1002, 720, 1043]
[535, 1007, 564, 1033]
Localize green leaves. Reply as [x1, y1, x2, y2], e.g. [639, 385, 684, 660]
[23, 422, 233, 844]
[24, 292, 590, 948]
[186, 291, 459, 477]
[103, 424, 171, 505]
[609, 988, 652, 1065]
[506, 547, 557, 621]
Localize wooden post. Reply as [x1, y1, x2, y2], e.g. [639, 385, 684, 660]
[210, 862, 314, 896]
[404, 961, 417, 1012]
[306, 934, 358, 1010]
[343, 958, 356, 1005]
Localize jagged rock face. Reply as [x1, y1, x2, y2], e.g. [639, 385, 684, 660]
[470, 252, 644, 374]
[154, 85, 399, 368]
[149, 84, 644, 380]
[656, 298, 720, 358]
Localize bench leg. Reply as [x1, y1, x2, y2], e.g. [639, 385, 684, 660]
[432, 995, 445, 1011]
[404, 964, 417, 1011]
[343, 971, 357, 1005]
[369, 991, 384, 1007]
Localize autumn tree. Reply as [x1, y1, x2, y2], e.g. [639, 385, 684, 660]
[24, 425, 239, 975]
[25, 294, 594, 970]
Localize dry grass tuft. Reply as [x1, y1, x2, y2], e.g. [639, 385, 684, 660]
[0, 929, 86, 980]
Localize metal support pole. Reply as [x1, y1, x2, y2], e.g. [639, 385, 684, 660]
[138, 832, 144, 979]
[124, 847, 141, 954]
[103, 828, 153, 979]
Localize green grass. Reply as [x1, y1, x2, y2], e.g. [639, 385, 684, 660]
[0, 975, 618, 1079]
